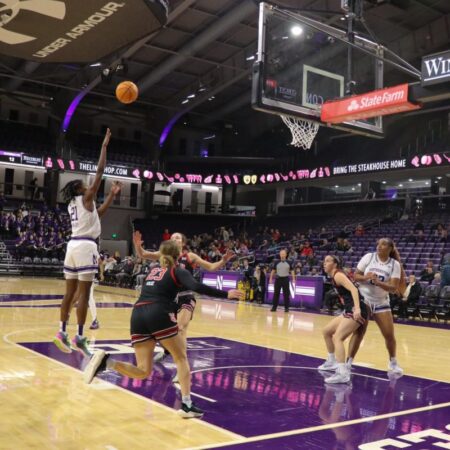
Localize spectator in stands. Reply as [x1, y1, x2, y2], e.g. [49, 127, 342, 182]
[419, 261, 435, 283]
[414, 229, 425, 242]
[343, 239, 353, 254]
[115, 257, 135, 287]
[288, 247, 298, 261]
[238, 241, 249, 256]
[253, 265, 266, 304]
[294, 263, 303, 276]
[441, 253, 450, 288]
[220, 227, 229, 242]
[398, 274, 421, 319]
[272, 228, 281, 242]
[240, 258, 253, 280]
[434, 224, 448, 243]
[354, 224, 365, 236]
[300, 240, 314, 259]
[258, 239, 269, 250]
[336, 237, 346, 252]
[433, 272, 441, 285]
[162, 229, 171, 241]
[320, 239, 333, 251]
[208, 245, 222, 263]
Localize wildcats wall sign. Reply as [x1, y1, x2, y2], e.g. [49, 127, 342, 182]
[0, 0, 168, 62]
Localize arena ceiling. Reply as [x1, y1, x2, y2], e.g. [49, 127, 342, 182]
[0, 0, 449, 159]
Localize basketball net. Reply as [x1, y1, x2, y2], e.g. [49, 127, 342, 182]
[280, 114, 320, 150]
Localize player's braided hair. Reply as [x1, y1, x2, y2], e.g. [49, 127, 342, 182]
[60, 179, 83, 203]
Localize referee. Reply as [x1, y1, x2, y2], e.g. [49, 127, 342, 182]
[269, 249, 295, 312]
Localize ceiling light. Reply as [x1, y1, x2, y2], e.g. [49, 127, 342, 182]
[437, 176, 442, 180]
[246, 55, 255, 61]
[382, 181, 386, 184]
[335, 185, 339, 188]
[408, 178, 413, 182]
[291, 25, 303, 37]
[357, 183, 361, 186]
[398, 184, 403, 187]
[181, 99, 189, 104]
[187, 93, 196, 99]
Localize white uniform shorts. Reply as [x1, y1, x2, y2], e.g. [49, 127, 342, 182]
[364, 296, 392, 316]
[64, 238, 99, 280]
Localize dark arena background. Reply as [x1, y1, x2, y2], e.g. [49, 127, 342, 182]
[0, 1, 449, 449]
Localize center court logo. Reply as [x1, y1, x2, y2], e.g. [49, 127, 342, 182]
[0, 0, 66, 44]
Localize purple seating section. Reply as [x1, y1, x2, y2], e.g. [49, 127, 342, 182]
[135, 212, 449, 274]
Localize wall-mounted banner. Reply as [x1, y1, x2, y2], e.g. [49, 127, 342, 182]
[0, 150, 43, 166]
[422, 50, 450, 87]
[0, 0, 168, 62]
[41, 151, 450, 185]
[332, 153, 449, 176]
[44, 157, 138, 178]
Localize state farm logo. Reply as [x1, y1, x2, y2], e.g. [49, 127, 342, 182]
[348, 89, 406, 111]
[347, 100, 360, 112]
[0, 0, 66, 45]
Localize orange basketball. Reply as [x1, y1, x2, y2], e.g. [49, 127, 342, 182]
[116, 81, 138, 104]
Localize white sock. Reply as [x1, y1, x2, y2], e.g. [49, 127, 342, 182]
[337, 363, 347, 374]
[328, 353, 336, 362]
[390, 357, 397, 365]
[347, 357, 353, 367]
[182, 395, 192, 408]
[89, 285, 97, 321]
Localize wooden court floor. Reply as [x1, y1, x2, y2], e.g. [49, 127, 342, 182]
[1, 277, 449, 450]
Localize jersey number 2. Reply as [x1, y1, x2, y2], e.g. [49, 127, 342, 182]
[70, 206, 78, 222]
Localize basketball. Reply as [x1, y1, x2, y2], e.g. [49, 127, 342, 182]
[115, 81, 138, 104]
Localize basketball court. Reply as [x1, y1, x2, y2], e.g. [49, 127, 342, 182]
[0, 0, 449, 449]
[1, 278, 449, 449]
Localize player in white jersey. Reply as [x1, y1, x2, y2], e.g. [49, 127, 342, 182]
[347, 238, 406, 376]
[53, 128, 119, 356]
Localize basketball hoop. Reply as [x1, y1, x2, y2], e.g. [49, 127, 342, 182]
[280, 115, 320, 150]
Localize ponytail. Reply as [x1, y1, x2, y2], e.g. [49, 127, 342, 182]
[158, 239, 180, 268]
[160, 255, 175, 268]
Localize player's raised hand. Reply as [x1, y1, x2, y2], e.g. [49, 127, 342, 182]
[102, 128, 111, 148]
[133, 231, 143, 249]
[111, 181, 123, 195]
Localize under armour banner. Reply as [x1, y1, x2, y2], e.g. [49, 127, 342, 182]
[0, 0, 168, 63]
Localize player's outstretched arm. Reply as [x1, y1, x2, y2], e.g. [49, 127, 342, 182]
[84, 128, 110, 210]
[97, 181, 122, 218]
